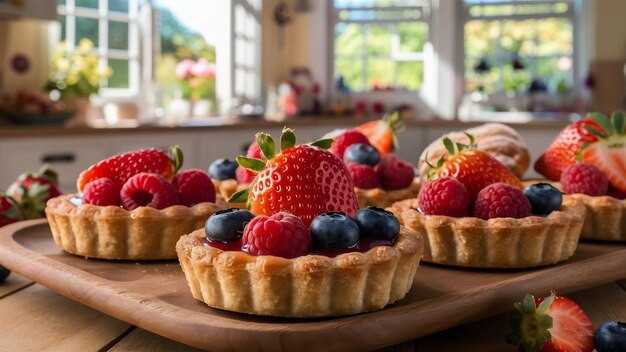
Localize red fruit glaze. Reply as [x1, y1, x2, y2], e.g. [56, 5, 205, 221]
[83, 178, 121, 206]
[418, 176, 469, 217]
[173, 169, 216, 206]
[560, 163, 608, 196]
[534, 295, 595, 352]
[249, 145, 359, 226]
[376, 154, 415, 190]
[473, 183, 531, 220]
[246, 141, 263, 159]
[77, 148, 173, 192]
[236, 166, 256, 184]
[330, 130, 371, 159]
[346, 163, 379, 190]
[120, 172, 178, 210]
[242, 212, 311, 258]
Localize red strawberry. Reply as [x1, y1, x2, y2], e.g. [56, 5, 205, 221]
[242, 212, 311, 258]
[428, 134, 523, 202]
[355, 112, 404, 157]
[535, 119, 601, 181]
[7, 165, 62, 219]
[76, 146, 183, 192]
[172, 169, 216, 206]
[330, 130, 371, 159]
[83, 178, 121, 206]
[120, 173, 178, 210]
[581, 111, 626, 193]
[507, 292, 594, 352]
[0, 193, 21, 227]
[231, 128, 359, 226]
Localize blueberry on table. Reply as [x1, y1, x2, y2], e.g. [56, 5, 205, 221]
[344, 144, 380, 167]
[208, 159, 239, 180]
[205, 208, 255, 242]
[0, 265, 10, 283]
[354, 206, 400, 241]
[523, 183, 562, 216]
[594, 321, 626, 352]
[310, 212, 359, 250]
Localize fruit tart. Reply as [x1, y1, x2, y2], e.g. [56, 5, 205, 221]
[550, 111, 626, 241]
[327, 113, 420, 208]
[208, 142, 260, 208]
[389, 134, 585, 268]
[176, 128, 424, 317]
[46, 146, 223, 260]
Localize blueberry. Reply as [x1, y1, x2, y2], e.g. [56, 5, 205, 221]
[0, 265, 10, 283]
[523, 183, 563, 216]
[354, 206, 400, 240]
[310, 212, 360, 250]
[344, 144, 380, 167]
[594, 321, 626, 352]
[208, 158, 238, 180]
[205, 208, 255, 242]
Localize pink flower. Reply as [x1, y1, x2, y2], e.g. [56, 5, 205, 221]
[176, 59, 195, 80]
[191, 58, 216, 79]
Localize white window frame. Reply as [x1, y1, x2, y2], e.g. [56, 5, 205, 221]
[232, 0, 262, 102]
[57, 0, 140, 98]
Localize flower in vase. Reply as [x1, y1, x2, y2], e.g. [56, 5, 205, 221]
[176, 59, 195, 80]
[191, 58, 216, 79]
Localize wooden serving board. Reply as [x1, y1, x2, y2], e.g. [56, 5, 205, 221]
[1, 219, 626, 352]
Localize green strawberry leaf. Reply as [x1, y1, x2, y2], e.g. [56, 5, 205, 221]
[584, 125, 608, 139]
[280, 127, 296, 151]
[589, 112, 613, 135]
[228, 188, 249, 203]
[612, 110, 625, 135]
[38, 164, 59, 185]
[310, 138, 334, 149]
[236, 156, 266, 172]
[3, 206, 21, 220]
[443, 137, 455, 155]
[256, 132, 276, 160]
[169, 145, 184, 175]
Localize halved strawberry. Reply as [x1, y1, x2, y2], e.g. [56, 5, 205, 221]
[76, 146, 183, 192]
[506, 292, 594, 352]
[427, 134, 523, 202]
[230, 128, 359, 226]
[581, 111, 626, 193]
[535, 119, 600, 181]
[355, 112, 404, 157]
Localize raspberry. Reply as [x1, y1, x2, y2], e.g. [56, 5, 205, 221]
[120, 173, 178, 210]
[330, 130, 370, 159]
[376, 154, 415, 190]
[236, 166, 256, 184]
[418, 176, 469, 217]
[474, 183, 531, 220]
[246, 141, 263, 159]
[83, 177, 121, 206]
[346, 163, 378, 189]
[560, 162, 608, 196]
[173, 169, 216, 206]
[242, 212, 311, 258]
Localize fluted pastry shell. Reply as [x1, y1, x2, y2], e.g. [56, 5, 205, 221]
[355, 178, 421, 208]
[212, 179, 248, 209]
[388, 197, 585, 268]
[176, 226, 424, 317]
[567, 194, 626, 241]
[45, 194, 224, 260]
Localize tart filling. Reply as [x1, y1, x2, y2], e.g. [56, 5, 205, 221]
[389, 197, 585, 268]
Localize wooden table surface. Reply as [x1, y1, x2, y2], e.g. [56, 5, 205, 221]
[0, 272, 624, 352]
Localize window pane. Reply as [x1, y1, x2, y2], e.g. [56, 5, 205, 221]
[76, 17, 99, 46]
[58, 0, 66, 5]
[465, 57, 500, 93]
[235, 38, 245, 66]
[366, 58, 394, 88]
[501, 63, 531, 92]
[397, 61, 423, 90]
[366, 24, 392, 56]
[334, 0, 428, 8]
[75, 0, 98, 9]
[338, 9, 422, 21]
[335, 58, 364, 91]
[465, 20, 500, 57]
[335, 23, 363, 57]
[109, 21, 129, 50]
[398, 22, 427, 53]
[501, 20, 534, 54]
[109, 0, 129, 13]
[108, 59, 129, 88]
[59, 15, 67, 41]
[536, 18, 572, 55]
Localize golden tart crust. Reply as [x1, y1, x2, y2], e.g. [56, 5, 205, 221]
[176, 226, 424, 318]
[46, 194, 224, 260]
[355, 178, 421, 208]
[212, 179, 248, 209]
[567, 194, 626, 241]
[388, 197, 585, 268]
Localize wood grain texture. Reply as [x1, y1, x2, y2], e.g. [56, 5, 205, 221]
[0, 284, 131, 351]
[108, 328, 204, 352]
[0, 271, 32, 298]
[1, 220, 626, 352]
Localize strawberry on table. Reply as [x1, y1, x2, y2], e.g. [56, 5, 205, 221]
[507, 292, 595, 352]
[355, 112, 404, 157]
[581, 111, 626, 193]
[230, 128, 359, 226]
[7, 165, 61, 219]
[0, 192, 21, 227]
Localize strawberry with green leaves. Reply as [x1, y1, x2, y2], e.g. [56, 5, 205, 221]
[581, 110, 626, 193]
[230, 128, 359, 226]
[507, 292, 595, 352]
[355, 112, 404, 157]
[76, 146, 183, 192]
[0, 192, 21, 227]
[427, 133, 523, 202]
[7, 165, 61, 219]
